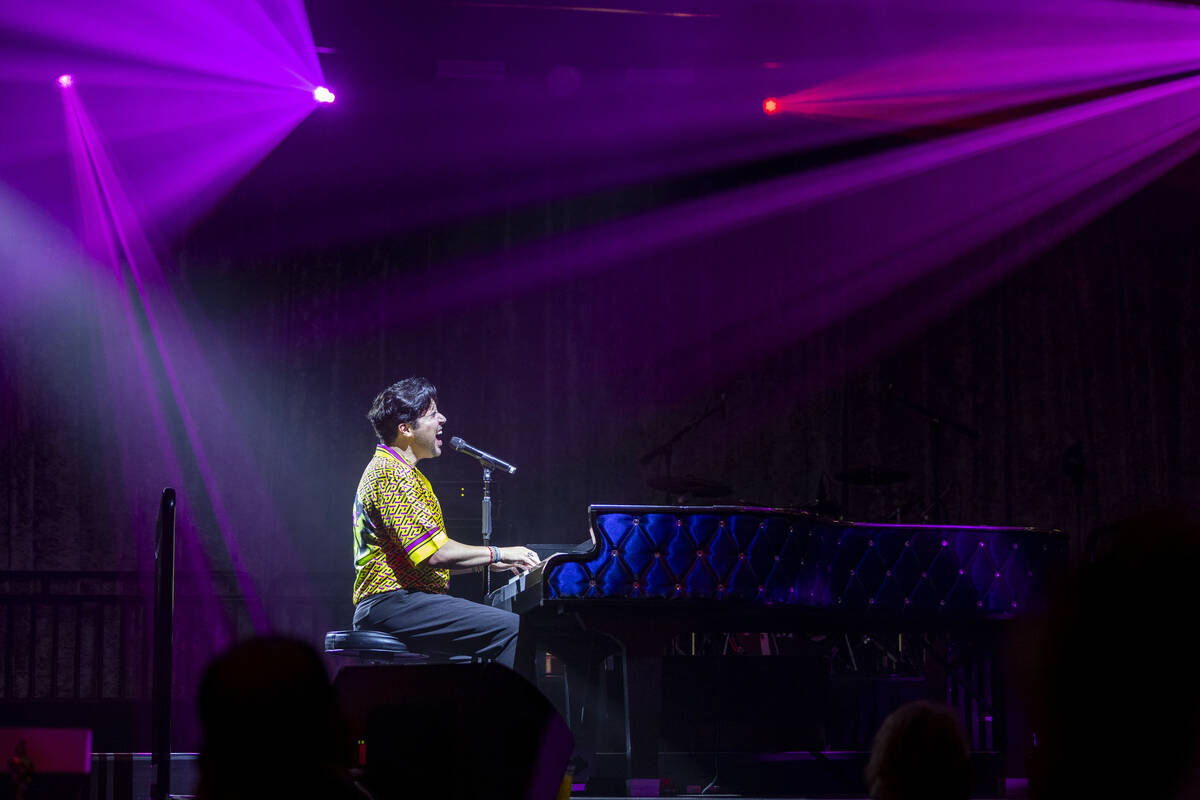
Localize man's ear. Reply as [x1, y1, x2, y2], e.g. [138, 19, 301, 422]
[394, 422, 411, 441]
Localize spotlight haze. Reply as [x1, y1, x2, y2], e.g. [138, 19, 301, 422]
[313, 86, 335, 103]
[57, 74, 74, 89]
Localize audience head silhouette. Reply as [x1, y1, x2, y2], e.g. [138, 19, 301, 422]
[865, 699, 971, 800]
[1024, 511, 1200, 800]
[197, 636, 358, 800]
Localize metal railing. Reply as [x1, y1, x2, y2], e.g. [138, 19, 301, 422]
[0, 571, 151, 703]
[0, 570, 351, 704]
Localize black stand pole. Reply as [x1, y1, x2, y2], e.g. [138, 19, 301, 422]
[481, 466, 493, 597]
[930, 420, 944, 524]
[150, 488, 176, 800]
[1063, 442, 1086, 564]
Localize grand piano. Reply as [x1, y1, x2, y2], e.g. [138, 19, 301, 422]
[489, 505, 1067, 793]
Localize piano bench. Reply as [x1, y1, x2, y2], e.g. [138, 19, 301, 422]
[324, 630, 430, 665]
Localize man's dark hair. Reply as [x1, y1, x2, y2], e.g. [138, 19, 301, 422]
[367, 377, 438, 445]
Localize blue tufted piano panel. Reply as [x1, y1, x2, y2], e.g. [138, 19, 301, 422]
[545, 506, 1066, 617]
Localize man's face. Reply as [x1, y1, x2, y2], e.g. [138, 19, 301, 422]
[402, 400, 446, 461]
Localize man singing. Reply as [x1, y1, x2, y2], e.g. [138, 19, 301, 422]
[351, 377, 540, 668]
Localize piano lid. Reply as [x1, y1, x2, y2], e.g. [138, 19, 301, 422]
[523, 505, 1066, 618]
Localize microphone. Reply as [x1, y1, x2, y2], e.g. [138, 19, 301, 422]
[448, 436, 517, 474]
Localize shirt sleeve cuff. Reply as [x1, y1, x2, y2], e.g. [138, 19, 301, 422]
[406, 528, 448, 565]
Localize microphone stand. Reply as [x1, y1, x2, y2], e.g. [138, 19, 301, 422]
[480, 466, 494, 597]
[451, 437, 516, 598]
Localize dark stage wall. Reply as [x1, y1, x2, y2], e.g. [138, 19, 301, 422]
[2, 146, 1198, 749]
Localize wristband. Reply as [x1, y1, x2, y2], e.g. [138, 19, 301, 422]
[488, 545, 500, 564]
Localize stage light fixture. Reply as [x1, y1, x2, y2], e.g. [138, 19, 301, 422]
[57, 74, 74, 89]
[313, 86, 335, 103]
[763, 97, 779, 115]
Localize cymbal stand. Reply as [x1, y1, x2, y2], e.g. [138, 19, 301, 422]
[887, 386, 979, 524]
[638, 394, 725, 501]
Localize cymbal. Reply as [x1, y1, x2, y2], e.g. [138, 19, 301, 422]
[799, 498, 843, 517]
[647, 475, 732, 498]
[834, 465, 911, 486]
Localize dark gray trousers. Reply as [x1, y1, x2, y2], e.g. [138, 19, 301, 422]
[353, 589, 520, 669]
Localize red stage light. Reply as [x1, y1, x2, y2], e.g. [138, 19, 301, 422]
[763, 97, 779, 115]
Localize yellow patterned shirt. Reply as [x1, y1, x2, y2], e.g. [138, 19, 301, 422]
[352, 444, 450, 603]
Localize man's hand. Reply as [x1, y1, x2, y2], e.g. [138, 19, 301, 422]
[495, 545, 540, 572]
[429, 538, 541, 571]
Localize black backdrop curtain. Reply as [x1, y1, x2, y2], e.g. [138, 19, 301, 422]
[2, 148, 1198, 748]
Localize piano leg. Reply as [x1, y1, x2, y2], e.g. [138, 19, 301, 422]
[623, 651, 664, 796]
[560, 642, 600, 751]
[524, 625, 627, 785]
[520, 613, 672, 794]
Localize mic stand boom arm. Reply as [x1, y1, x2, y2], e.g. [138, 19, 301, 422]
[637, 394, 726, 475]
